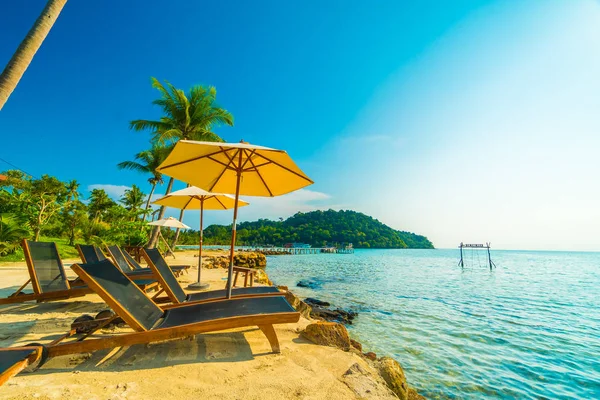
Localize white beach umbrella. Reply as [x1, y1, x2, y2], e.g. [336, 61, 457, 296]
[147, 217, 191, 257]
[153, 187, 249, 290]
[147, 217, 191, 229]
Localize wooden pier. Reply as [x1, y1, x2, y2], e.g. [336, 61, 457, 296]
[249, 246, 354, 255]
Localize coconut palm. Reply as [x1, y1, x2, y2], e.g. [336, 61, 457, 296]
[88, 189, 115, 222]
[65, 179, 80, 202]
[0, 0, 68, 110]
[117, 144, 168, 222]
[131, 78, 234, 247]
[119, 185, 146, 220]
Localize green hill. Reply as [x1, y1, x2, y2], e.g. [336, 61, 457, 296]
[176, 209, 434, 249]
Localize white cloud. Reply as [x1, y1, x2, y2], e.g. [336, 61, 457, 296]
[88, 184, 131, 200]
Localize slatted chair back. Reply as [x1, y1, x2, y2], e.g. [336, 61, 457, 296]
[122, 248, 144, 271]
[22, 240, 70, 294]
[71, 260, 164, 331]
[76, 244, 107, 264]
[106, 246, 133, 273]
[143, 248, 187, 303]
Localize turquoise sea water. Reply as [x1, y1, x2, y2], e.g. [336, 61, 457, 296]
[265, 249, 600, 399]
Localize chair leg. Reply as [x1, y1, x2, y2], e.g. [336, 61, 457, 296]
[233, 271, 239, 287]
[250, 272, 254, 287]
[258, 324, 280, 353]
[244, 272, 249, 287]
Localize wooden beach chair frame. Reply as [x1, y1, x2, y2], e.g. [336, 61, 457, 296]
[107, 245, 188, 278]
[142, 248, 282, 305]
[0, 259, 300, 387]
[104, 245, 156, 281]
[140, 247, 190, 276]
[0, 346, 45, 386]
[77, 244, 159, 292]
[0, 240, 91, 305]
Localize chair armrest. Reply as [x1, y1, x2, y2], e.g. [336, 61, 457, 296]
[232, 266, 256, 272]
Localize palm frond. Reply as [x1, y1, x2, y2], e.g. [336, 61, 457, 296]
[117, 160, 148, 173]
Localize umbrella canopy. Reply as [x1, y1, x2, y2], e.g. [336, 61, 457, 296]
[155, 140, 313, 196]
[153, 186, 249, 210]
[147, 217, 191, 229]
[152, 187, 249, 290]
[157, 140, 313, 299]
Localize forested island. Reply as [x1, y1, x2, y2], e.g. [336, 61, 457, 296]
[175, 210, 434, 249]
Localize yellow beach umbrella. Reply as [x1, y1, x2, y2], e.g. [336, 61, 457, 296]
[153, 186, 249, 290]
[157, 140, 314, 298]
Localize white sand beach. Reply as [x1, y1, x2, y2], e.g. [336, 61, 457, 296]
[0, 252, 399, 400]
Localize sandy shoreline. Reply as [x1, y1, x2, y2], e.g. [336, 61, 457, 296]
[0, 251, 402, 400]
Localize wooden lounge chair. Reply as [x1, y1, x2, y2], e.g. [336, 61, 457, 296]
[103, 245, 156, 280]
[0, 240, 92, 305]
[0, 346, 45, 386]
[108, 245, 187, 278]
[76, 244, 158, 290]
[142, 248, 281, 305]
[141, 248, 190, 276]
[69, 259, 298, 351]
[0, 259, 299, 387]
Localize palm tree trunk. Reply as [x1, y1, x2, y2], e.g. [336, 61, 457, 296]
[169, 183, 190, 250]
[148, 177, 174, 248]
[0, 0, 67, 110]
[170, 209, 185, 251]
[142, 183, 157, 222]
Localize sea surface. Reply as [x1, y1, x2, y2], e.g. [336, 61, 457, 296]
[265, 249, 600, 400]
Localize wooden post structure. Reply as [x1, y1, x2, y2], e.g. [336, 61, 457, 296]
[459, 242, 495, 269]
[486, 242, 496, 270]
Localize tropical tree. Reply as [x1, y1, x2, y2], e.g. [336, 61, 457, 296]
[88, 189, 115, 221]
[119, 185, 146, 220]
[130, 78, 234, 247]
[61, 200, 87, 245]
[4, 174, 67, 241]
[117, 144, 168, 221]
[0, 213, 30, 256]
[65, 179, 80, 202]
[0, 0, 68, 110]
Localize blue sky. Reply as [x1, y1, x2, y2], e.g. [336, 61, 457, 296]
[1, 1, 599, 250]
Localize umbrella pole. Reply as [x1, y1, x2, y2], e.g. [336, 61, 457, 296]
[226, 164, 243, 299]
[198, 199, 203, 281]
[187, 198, 209, 291]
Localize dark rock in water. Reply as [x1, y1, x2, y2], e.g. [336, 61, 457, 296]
[305, 297, 331, 307]
[297, 279, 321, 289]
[310, 305, 357, 325]
[350, 339, 362, 352]
[363, 351, 377, 361]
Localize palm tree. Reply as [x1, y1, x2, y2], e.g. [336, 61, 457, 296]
[0, 0, 68, 110]
[65, 179, 80, 202]
[119, 185, 146, 220]
[131, 78, 234, 247]
[117, 144, 168, 222]
[88, 189, 115, 222]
